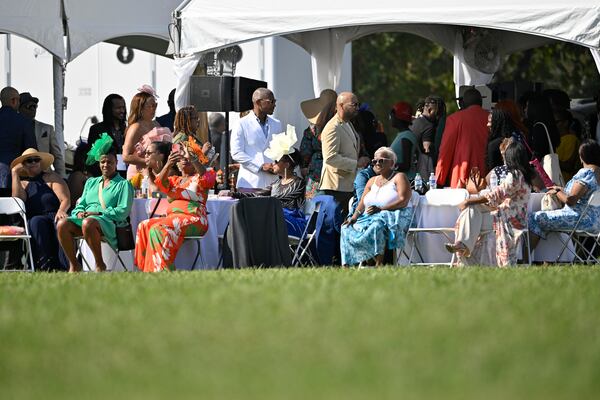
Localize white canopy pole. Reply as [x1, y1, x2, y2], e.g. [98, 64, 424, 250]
[173, 53, 201, 110]
[591, 48, 600, 76]
[52, 56, 66, 175]
[452, 32, 494, 98]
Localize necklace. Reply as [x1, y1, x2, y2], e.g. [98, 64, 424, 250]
[378, 171, 395, 185]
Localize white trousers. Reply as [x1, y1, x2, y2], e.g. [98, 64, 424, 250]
[455, 204, 493, 253]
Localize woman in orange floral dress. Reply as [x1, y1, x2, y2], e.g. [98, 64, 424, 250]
[135, 145, 216, 272]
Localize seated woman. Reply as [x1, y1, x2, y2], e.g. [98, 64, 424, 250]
[529, 140, 600, 248]
[219, 150, 306, 237]
[340, 146, 413, 266]
[11, 148, 70, 270]
[57, 134, 134, 272]
[445, 140, 533, 266]
[135, 140, 216, 272]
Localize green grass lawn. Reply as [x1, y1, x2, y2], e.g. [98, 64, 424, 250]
[1, 267, 600, 399]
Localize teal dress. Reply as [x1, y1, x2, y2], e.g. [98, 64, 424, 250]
[68, 174, 134, 249]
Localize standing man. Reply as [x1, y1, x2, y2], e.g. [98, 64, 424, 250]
[19, 92, 65, 177]
[319, 92, 360, 215]
[0, 87, 37, 193]
[208, 112, 227, 171]
[412, 96, 444, 179]
[435, 88, 489, 188]
[230, 88, 281, 190]
[156, 89, 176, 131]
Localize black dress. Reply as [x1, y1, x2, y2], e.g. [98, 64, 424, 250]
[23, 174, 65, 270]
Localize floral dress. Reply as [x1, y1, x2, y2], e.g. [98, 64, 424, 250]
[134, 170, 216, 272]
[299, 126, 323, 199]
[529, 168, 600, 239]
[484, 170, 531, 266]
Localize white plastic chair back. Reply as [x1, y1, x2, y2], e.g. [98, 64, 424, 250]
[587, 190, 600, 208]
[0, 197, 27, 216]
[424, 188, 469, 206]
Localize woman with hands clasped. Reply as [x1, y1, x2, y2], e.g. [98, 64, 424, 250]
[11, 148, 71, 270]
[57, 134, 134, 272]
[340, 146, 413, 266]
[135, 140, 216, 272]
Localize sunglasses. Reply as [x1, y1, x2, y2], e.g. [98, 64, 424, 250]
[25, 104, 38, 111]
[24, 157, 41, 164]
[371, 158, 391, 166]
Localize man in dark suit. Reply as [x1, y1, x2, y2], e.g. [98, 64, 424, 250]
[0, 86, 37, 193]
[156, 89, 176, 131]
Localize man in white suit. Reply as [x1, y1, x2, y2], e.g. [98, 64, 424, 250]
[19, 92, 65, 177]
[230, 88, 281, 190]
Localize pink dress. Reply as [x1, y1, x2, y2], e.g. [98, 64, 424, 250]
[126, 127, 172, 179]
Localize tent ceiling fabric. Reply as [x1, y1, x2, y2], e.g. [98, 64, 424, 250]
[0, 0, 65, 58]
[175, 1, 600, 56]
[64, 0, 181, 60]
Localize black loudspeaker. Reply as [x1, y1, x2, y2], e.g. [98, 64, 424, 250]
[233, 77, 267, 112]
[189, 76, 268, 112]
[190, 76, 233, 112]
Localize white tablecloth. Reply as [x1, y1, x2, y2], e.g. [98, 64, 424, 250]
[399, 192, 574, 265]
[81, 197, 237, 271]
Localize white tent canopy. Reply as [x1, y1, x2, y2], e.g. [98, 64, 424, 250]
[1, 0, 182, 159]
[171, 0, 600, 105]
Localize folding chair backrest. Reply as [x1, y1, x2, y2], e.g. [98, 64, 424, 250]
[0, 197, 27, 217]
[425, 188, 468, 206]
[588, 190, 600, 208]
[305, 201, 321, 235]
[408, 190, 421, 227]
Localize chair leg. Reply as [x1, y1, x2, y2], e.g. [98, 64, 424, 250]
[24, 238, 35, 272]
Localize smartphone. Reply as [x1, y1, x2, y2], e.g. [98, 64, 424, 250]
[209, 152, 219, 166]
[172, 143, 181, 153]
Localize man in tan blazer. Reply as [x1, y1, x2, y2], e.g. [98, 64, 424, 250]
[19, 92, 65, 177]
[319, 91, 360, 215]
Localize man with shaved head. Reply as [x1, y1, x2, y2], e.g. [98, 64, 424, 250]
[0, 86, 37, 193]
[319, 91, 361, 215]
[230, 87, 282, 190]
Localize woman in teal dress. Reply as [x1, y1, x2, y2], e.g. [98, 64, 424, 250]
[57, 134, 134, 272]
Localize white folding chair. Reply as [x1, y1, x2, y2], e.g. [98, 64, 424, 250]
[405, 188, 469, 266]
[551, 190, 600, 264]
[0, 197, 34, 272]
[76, 237, 131, 271]
[396, 190, 422, 264]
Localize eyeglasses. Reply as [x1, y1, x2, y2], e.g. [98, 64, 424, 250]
[261, 98, 276, 104]
[144, 102, 157, 109]
[144, 150, 158, 156]
[24, 157, 41, 164]
[346, 102, 359, 108]
[371, 158, 391, 166]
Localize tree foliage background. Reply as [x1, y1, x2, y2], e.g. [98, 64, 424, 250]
[352, 32, 600, 139]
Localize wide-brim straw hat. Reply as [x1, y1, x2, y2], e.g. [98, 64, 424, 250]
[300, 89, 338, 125]
[11, 148, 54, 173]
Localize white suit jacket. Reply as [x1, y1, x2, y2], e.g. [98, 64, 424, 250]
[230, 112, 282, 189]
[35, 119, 66, 177]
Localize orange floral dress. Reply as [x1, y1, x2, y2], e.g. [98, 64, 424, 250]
[135, 170, 216, 272]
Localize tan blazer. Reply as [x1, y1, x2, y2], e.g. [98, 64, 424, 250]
[34, 119, 66, 177]
[319, 115, 359, 192]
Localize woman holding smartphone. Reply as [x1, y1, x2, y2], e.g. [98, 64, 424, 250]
[57, 134, 134, 272]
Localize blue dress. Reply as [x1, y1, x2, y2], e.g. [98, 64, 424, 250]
[341, 180, 413, 265]
[529, 168, 600, 239]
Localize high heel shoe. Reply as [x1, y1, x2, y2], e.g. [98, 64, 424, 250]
[444, 242, 469, 257]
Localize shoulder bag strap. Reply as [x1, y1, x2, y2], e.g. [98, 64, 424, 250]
[97, 180, 106, 210]
[534, 122, 555, 154]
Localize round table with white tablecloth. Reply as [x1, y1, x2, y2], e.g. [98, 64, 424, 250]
[80, 196, 237, 271]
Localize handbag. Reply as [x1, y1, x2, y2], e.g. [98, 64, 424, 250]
[535, 122, 565, 187]
[541, 192, 562, 211]
[521, 132, 554, 188]
[98, 183, 135, 251]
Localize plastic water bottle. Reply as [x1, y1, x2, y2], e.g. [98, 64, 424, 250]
[414, 173, 423, 193]
[490, 173, 498, 190]
[141, 176, 149, 199]
[429, 173, 437, 190]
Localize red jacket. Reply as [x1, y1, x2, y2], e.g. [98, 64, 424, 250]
[435, 105, 489, 188]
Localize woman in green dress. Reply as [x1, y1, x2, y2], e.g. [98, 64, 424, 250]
[57, 134, 134, 272]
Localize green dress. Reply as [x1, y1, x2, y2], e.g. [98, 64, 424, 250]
[68, 174, 134, 249]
